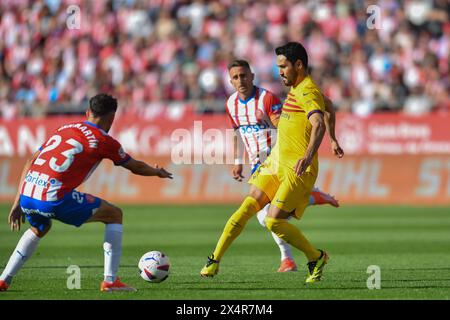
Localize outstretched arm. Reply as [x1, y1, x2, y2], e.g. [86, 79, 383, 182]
[122, 158, 173, 179]
[323, 95, 344, 158]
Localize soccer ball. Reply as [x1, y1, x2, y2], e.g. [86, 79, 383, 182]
[138, 251, 170, 283]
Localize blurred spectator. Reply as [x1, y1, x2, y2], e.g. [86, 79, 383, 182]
[404, 86, 434, 115]
[0, 0, 448, 118]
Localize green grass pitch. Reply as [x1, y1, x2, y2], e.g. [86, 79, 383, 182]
[0, 204, 449, 300]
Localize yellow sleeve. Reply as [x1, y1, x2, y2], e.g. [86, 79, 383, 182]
[301, 90, 325, 119]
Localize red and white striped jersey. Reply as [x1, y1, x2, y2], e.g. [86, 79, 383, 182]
[21, 121, 131, 201]
[225, 86, 282, 166]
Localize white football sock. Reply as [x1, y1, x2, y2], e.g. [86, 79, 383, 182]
[270, 231, 293, 260]
[256, 204, 270, 227]
[103, 223, 123, 283]
[0, 229, 40, 284]
[256, 204, 294, 261]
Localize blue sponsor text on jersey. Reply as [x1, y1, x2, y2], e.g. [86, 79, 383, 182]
[25, 173, 51, 189]
[239, 122, 270, 134]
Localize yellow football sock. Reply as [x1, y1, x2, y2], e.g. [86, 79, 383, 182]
[265, 217, 320, 262]
[212, 197, 261, 261]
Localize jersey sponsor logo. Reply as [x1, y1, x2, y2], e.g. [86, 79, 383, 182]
[239, 123, 269, 134]
[25, 172, 51, 189]
[21, 207, 55, 218]
[281, 113, 290, 120]
[22, 171, 63, 201]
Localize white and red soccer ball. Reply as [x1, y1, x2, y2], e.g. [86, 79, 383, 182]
[138, 251, 170, 283]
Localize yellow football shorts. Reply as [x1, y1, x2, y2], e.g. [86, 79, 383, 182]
[249, 157, 317, 219]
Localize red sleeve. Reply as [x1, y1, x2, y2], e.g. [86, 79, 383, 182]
[263, 91, 282, 116]
[225, 104, 238, 129]
[102, 135, 131, 166]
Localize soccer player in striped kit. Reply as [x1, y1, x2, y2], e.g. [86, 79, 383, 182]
[0, 94, 173, 292]
[222, 60, 344, 273]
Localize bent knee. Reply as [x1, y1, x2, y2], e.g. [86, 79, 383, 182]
[248, 188, 270, 208]
[110, 206, 123, 224]
[31, 224, 51, 238]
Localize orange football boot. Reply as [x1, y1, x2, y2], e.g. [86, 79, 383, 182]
[311, 189, 339, 207]
[100, 277, 137, 292]
[278, 257, 298, 272]
[0, 280, 9, 292]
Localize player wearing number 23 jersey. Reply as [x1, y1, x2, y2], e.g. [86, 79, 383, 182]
[22, 121, 130, 202]
[20, 121, 131, 229]
[19, 121, 131, 228]
[1, 94, 172, 293]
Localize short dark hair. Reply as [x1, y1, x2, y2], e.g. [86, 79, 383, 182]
[275, 42, 308, 69]
[89, 93, 117, 117]
[227, 59, 251, 71]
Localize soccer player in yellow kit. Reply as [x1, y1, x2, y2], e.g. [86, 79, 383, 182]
[201, 42, 330, 283]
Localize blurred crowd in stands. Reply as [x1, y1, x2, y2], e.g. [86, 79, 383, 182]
[0, 0, 448, 119]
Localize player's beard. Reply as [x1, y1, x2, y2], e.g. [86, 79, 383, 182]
[281, 76, 291, 86]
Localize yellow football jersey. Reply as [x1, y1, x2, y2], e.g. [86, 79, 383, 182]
[272, 75, 325, 176]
